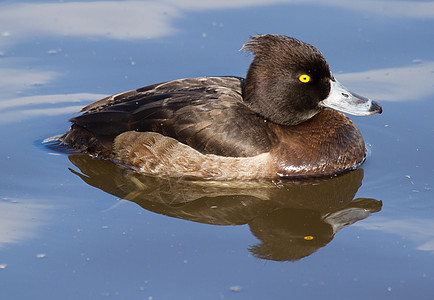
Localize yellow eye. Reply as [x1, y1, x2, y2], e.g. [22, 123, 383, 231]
[304, 235, 314, 240]
[299, 74, 311, 83]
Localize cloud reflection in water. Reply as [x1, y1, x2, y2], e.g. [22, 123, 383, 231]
[0, 93, 106, 125]
[0, 2, 179, 42]
[0, 198, 51, 248]
[0, 0, 433, 46]
[338, 61, 434, 102]
[0, 67, 59, 97]
[355, 218, 434, 252]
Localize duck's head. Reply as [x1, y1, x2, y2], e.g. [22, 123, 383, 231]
[242, 34, 382, 125]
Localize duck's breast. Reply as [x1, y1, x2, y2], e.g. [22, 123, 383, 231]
[268, 110, 366, 177]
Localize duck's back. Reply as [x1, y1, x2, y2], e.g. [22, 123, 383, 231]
[61, 76, 276, 158]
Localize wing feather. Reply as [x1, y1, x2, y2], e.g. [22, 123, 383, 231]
[63, 76, 276, 157]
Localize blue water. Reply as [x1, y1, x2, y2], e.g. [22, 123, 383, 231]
[0, 1, 433, 299]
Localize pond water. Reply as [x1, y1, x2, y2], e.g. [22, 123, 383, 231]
[1, 1, 433, 299]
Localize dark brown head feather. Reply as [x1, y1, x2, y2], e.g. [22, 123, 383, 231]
[242, 34, 332, 125]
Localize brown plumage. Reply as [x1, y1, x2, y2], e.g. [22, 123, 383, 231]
[59, 35, 381, 180]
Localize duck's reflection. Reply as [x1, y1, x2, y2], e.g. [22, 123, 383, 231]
[68, 154, 381, 261]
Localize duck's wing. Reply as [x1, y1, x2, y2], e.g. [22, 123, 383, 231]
[64, 77, 276, 157]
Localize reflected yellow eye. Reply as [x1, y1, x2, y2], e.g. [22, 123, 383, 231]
[299, 74, 311, 83]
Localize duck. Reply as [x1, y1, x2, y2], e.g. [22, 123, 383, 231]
[60, 34, 382, 180]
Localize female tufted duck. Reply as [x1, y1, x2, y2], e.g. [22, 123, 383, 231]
[60, 34, 382, 180]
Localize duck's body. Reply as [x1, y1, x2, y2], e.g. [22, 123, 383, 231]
[60, 35, 381, 180]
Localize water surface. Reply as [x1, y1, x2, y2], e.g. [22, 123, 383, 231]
[0, 1, 433, 299]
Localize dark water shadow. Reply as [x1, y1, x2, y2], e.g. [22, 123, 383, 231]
[68, 154, 382, 261]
